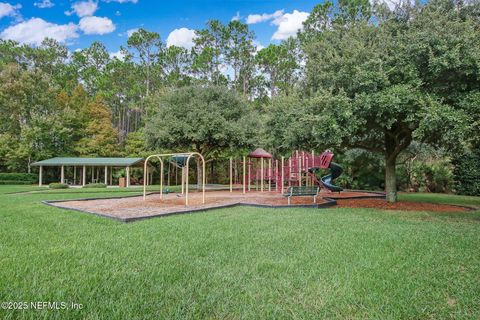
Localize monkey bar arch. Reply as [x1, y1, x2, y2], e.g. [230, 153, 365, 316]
[143, 152, 206, 206]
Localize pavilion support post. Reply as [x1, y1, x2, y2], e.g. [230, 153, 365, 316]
[82, 165, 86, 186]
[243, 156, 246, 194]
[73, 166, 76, 185]
[91, 167, 94, 183]
[109, 167, 112, 185]
[281, 157, 285, 194]
[229, 157, 233, 193]
[104, 165, 108, 185]
[126, 166, 130, 187]
[39, 166, 43, 187]
[260, 157, 264, 192]
[60, 165, 65, 184]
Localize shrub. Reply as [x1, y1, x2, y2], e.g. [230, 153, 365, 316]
[49, 183, 69, 189]
[0, 173, 37, 184]
[452, 150, 480, 196]
[82, 183, 107, 188]
[0, 180, 34, 185]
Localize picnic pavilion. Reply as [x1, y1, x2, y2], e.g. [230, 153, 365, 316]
[31, 157, 146, 187]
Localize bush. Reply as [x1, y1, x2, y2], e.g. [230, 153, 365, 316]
[0, 180, 35, 185]
[82, 183, 107, 188]
[452, 150, 480, 196]
[49, 183, 69, 189]
[0, 173, 37, 184]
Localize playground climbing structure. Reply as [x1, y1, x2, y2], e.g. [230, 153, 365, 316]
[242, 149, 343, 194]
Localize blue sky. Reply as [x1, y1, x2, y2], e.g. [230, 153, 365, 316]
[0, 0, 320, 54]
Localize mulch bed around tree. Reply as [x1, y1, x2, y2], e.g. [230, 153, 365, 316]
[336, 198, 470, 212]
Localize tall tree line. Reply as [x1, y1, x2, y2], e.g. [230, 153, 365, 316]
[0, 0, 479, 201]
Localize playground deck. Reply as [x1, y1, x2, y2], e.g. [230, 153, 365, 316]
[46, 190, 384, 222]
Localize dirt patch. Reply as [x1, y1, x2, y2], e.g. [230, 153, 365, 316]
[50, 190, 334, 221]
[318, 190, 384, 199]
[336, 198, 469, 212]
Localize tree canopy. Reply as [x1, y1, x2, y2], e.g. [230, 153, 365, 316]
[0, 0, 478, 199]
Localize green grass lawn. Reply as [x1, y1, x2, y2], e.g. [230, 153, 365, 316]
[0, 186, 479, 319]
[399, 192, 480, 208]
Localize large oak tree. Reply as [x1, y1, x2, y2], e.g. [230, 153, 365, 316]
[299, 0, 478, 202]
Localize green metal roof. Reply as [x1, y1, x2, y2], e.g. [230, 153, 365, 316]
[31, 157, 144, 167]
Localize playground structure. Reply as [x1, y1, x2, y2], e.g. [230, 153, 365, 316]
[49, 148, 389, 222]
[143, 148, 344, 206]
[240, 148, 344, 194]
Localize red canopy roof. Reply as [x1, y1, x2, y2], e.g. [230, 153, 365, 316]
[248, 148, 272, 158]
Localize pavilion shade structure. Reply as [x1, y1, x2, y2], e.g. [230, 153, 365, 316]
[31, 157, 144, 167]
[31, 157, 145, 187]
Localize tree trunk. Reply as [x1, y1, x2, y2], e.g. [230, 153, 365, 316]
[385, 155, 397, 203]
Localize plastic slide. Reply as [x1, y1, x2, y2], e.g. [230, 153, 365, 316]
[308, 163, 344, 192]
[320, 162, 343, 192]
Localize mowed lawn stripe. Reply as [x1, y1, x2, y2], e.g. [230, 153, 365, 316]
[0, 186, 479, 319]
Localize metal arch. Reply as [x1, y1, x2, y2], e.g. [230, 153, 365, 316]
[143, 154, 164, 201]
[142, 152, 206, 206]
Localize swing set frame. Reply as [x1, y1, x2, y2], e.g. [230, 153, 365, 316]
[143, 152, 206, 206]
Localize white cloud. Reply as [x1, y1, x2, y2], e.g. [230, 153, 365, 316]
[271, 10, 309, 40]
[0, 17, 78, 45]
[231, 11, 240, 21]
[79, 16, 115, 35]
[118, 27, 137, 37]
[102, 0, 138, 3]
[34, 0, 54, 8]
[246, 9, 283, 24]
[109, 50, 125, 60]
[0, 2, 21, 19]
[115, 10, 121, 16]
[66, 0, 98, 18]
[126, 28, 138, 37]
[253, 40, 264, 53]
[370, 0, 414, 10]
[166, 27, 196, 49]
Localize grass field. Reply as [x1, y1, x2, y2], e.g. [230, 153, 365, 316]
[0, 185, 479, 319]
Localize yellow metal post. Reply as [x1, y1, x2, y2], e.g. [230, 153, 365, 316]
[298, 152, 301, 186]
[229, 157, 233, 193]
[275, 159, 279, 192]
[185, 160, 189, 206]
[160, 161, 163, 200]
[260, 157, 264, 192]
[181, 167, 184, 195]
[243, 156, 246, 194]
[248, 160, 251, 191]
[268, 158, 271, 192]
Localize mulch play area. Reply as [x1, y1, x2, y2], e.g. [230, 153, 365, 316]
[336, 198, 469, 212]
[44, 189, 471, 222]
